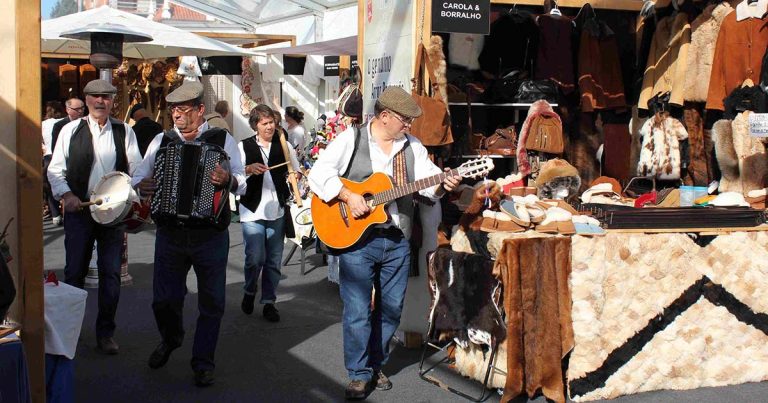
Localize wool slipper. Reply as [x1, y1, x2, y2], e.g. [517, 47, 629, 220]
[655, 188, 680, 208]
[499, 199, 531, 226]
[480, 211, 525, 232]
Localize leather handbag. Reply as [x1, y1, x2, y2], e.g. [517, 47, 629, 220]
[410, 44, 454, 146]
[514, 79, 559, 103]
[482, 127, 517, 156]
[525, 112, 564, 154]
[481, 70, 527, 104]
[337, 66, 363, 119]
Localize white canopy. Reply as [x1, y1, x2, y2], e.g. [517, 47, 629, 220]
[42, 6, 255, 58]
[173, 0, 357, 28]
[262, 35, 357, 55]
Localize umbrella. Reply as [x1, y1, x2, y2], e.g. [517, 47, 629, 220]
[42, 5, 255, 58]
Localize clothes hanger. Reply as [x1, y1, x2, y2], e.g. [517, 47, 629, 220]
[550, 0, 563, 16]
[742, 78, 755, 88]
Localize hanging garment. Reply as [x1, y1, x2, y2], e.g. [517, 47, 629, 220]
[683, 2, 733, 103]
[712, 112, 768, 193]
[638, 13, 691, 110]
[534, 14, 576, 94]
[723, 84, 768, 119]
[448, 33, 484, 70]
[59, 63, 78, 99]
[705, 12, 768, 111]
[637, 112, 689, 180]
[577, 18, 626, 112]
[478, 10, 539, 76]
[603, 123, 632, 183]
[682, 103, 711, 186]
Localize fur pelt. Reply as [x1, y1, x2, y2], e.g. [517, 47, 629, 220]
[712, 114, 768, 193]
[637, 113, 689, 180]
[536, 158, 582, 199]
[684, 2, 732, 103]
[568, 113, 603, 193]
[455, 342, 509, 389]
[517, 100, 560, 176]
[427, 35, 448, 105]
[629, 107, 648, 179]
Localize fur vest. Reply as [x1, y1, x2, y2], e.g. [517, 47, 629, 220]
[684, 2, 733, 103]
[517, 100, 562, 176]
[637, 113, 689, 180]
[712, 112, 768, 193]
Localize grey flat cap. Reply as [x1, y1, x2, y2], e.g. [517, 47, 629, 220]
[378, 86, 422, 118]
[166, 81, 204, 104]
[83, 79, 117, 95]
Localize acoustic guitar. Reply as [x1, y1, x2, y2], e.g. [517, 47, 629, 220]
[311, 158, 494, 249]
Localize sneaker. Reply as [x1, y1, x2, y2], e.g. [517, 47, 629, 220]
[374, 370, 392, 391]
[96, 337, 119, 355]
[194, 370, 215, 387]
[52, 216, 63, 226]
[241, 294, 255, 315]
[263, 303, 280, 322]
[344, 379, 370, 400]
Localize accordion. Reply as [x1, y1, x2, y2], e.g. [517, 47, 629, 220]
[151, 141, 230, 227]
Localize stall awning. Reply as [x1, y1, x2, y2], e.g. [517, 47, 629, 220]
[261, 35, 357, 55]
[174, 0, 358, 28]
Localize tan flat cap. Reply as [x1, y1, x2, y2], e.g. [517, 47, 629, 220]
[83, 79, 117, 95]
[378, 86, 422, 118]
[166, 81, 204, 104]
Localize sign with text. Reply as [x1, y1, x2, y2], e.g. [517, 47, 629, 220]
[432, 0, 490, 35]
[749, 113, 768, 137]
[324, 56, 340, 76]
[362, 0, 414, 120]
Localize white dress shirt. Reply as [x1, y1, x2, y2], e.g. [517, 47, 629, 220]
[42, 118, 62, 157]
[307, 121, 442, 229]
[130, 121, 246, 196]
[47, 116, 143, 200]
[238, 136, 300, 222]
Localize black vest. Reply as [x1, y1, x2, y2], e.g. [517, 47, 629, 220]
[157, 128, 231, 231]
[51, 117, 73, 153]
[65, 118, 128, 201]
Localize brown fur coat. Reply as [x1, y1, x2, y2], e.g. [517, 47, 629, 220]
[712, 113, 768, 193]
[684, 2, 733, 103]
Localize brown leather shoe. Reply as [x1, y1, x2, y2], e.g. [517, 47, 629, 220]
[96, 337, 119, 355]
[344, 379, 369, 400]
[374, 370, 392, 391]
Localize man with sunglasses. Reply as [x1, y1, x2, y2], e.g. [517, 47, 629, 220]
[50, 96, 85, 155]
[131, 81, 246, 387]
[47, 79, 143, 356]
[308, 86, 461, 399]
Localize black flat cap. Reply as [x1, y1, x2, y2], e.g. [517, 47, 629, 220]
[129, 103, 145, 119]
[83, 79, 117, 95]
[166, 81, 204, 104]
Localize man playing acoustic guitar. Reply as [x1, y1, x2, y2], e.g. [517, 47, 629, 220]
[308, 86, 461, 400]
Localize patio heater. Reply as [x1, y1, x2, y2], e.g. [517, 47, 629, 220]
[60, 23, 152, 288]
[61, 23, 153, 84]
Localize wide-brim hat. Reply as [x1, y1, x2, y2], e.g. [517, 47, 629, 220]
[378, 86, 422, 118]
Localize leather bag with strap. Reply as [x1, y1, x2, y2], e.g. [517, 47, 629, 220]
[525, 112, 564, 154]
[410, 43, 454, 146]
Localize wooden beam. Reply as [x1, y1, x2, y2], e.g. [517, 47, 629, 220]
[357, 0, 364, 95]
[491, 0, 644, 11]
[41, 53, 89, 60]
[16, 0, 44, 401]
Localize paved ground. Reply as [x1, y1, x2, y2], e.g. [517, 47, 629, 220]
[43, 220, 768, 403]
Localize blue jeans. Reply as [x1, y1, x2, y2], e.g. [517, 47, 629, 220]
[339, 229, 410, 381]
[152, 226, 229, 372]
[241, 218, 285, 304]
[63, 210, 123, 338]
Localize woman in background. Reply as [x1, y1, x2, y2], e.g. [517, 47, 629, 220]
[284, 106, 307, 155]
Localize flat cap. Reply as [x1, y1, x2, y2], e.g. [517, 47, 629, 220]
[129, 103, 144, 119]
[378, 86, 422, 118]
[166, 81, 204, 104]
[83, 79, 117, 95]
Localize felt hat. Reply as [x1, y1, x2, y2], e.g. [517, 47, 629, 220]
[378, 86, 422, 118]
[166, 81, 204, 104]
[83, 79, 117, 95]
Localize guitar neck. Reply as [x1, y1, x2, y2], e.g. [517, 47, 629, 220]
[371, 168, 458, 206]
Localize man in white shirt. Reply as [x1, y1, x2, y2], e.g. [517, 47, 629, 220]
[47, 79, 143, 355]
[131, 81, 246, 388]
[42, 100, 66, 225]
[307, 86, 461, 399]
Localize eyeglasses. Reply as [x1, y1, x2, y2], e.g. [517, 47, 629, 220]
[389, 111, 414, 126]
[67, 106, 85, 111]
[169, 104, 199, 113]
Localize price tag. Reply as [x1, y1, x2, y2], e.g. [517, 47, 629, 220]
[748, 113, 768, 137]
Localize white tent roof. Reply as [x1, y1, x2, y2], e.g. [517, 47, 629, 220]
[173, 0, 357, 28]
[262, 35, 356, 55]
[42, 6, 255, 58]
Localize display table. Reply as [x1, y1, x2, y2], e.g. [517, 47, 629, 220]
[0, 332, 31, 403]
[451, 229, 768, 401]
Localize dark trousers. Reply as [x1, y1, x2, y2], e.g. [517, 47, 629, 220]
[43, 155, 61, 218]
[63, 210, 123, 338]
[152, 226, 229, 372]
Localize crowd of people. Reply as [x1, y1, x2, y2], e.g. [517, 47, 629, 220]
[43, 80, 460, 399]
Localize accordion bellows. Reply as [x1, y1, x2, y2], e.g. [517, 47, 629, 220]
[151, 142, 229, 226]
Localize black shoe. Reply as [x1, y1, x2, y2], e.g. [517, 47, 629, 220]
[344, 379, 370, 400]
[374, 370, 392, 391]
[241, 294, 255, 315]
[148, 342, 179, 369]
[194, 370, 215, 387]
[96, 337, 119, 355]
[263, 303, 280, 322]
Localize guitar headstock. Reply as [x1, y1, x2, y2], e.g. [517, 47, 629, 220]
[456, 157, 495, 179]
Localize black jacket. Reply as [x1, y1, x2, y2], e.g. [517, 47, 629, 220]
[132, 117, 163, 157]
